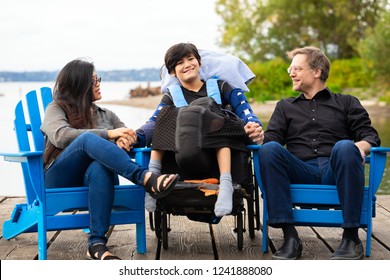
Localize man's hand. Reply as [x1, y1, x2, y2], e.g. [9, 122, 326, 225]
[355, 141, 371, 164]
[244, 122, 264, 144]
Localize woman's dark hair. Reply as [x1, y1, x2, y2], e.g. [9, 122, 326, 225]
[164, 43, 201, 74]
[53, 58, 95, 128]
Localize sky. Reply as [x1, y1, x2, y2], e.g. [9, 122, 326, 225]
[0, 0, 222, 71]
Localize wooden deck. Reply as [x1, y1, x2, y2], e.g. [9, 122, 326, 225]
[0, 195, 389, 260]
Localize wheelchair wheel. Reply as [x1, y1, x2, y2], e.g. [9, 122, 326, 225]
[149, 212, 155, 231]
[154, 209, 162, 239]
[245, 184, 256, 239]
[236, 211, 244, 250]
[247, 194, 256, 239]
[162, 211, 169, 250]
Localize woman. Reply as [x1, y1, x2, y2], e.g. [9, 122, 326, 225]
[41, 58, 179, 260]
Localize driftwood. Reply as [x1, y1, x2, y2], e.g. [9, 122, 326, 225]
[130, 83, 162, 97]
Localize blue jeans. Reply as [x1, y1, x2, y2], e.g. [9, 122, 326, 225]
[45, 132, 148, 246]
[258, 140, 364, 228]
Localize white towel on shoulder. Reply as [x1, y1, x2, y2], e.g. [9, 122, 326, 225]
[160, 49, 255, 93]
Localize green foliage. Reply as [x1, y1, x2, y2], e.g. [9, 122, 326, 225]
[247, 57, 375, 102]
[216, 0, 387, 61]
[246, 58, 295, 102]
[358, 10, 390, 102]
[327, 58, 373, 91]
[215, 0, 390, 103]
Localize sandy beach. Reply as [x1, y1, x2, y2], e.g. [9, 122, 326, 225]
[99, 94, 390, 120]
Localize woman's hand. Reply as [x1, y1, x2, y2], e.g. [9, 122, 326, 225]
[108, 127, 138, 151]
[116, 136, 132, 152]
[108, 127, 136, 141]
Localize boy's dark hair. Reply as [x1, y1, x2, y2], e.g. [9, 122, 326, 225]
[164, 43, 201, 74]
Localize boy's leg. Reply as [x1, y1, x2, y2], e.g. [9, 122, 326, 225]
[214, 147, 234, 217]
[145, 150, 164, 212]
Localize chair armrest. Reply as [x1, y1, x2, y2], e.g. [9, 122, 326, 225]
[131, 147, 152, 153]
[371, 147, 390, 154]
[0, 151, 43, 163]
[130, 147, 151, 167]
[369, 147, 390, 193]
[246, 144, 262, 190]
[246, 144, 261, 151]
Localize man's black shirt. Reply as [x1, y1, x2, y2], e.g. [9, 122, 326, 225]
[264, 88, 381, 161]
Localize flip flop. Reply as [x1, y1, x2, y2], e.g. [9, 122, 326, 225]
[86, 243, 121, 260]
[145, 173, 179, 199]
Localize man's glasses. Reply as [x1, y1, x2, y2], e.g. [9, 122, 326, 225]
[287, 66, 303, 74]
[91, 76, 102, 86]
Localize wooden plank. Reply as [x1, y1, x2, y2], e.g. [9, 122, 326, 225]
[0, 197, 26, 235]
[46, 221, 142, 260]
[46, 228, 88, 260]
[157, 215, 215, 260]
[266, 225, 333, 260]
[0, 197, 56, 260]
[0, 232, 39, 260]
[213, 215, 271, 260]
[0, 197, 39, 260]
[1, 195, 389, 260]
[134, 212, 160, 260]
[375, 196, 390, 248]
[104, 224, 138, 260]
[296, 226, 333, 260]
[311, 195, 390, 260]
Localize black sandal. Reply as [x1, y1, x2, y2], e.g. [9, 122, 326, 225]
[145, 173, 179, 199]
[86, 243, 121, 260]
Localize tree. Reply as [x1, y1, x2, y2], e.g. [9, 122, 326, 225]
[358, 10, 390, 101]
[216, 0, 386, 61]
[359, 10, 390, 83]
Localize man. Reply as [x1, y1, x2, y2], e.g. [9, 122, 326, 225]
[259, 46, 380, 260]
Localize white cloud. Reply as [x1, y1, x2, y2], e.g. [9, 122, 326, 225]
[0, 0, 222, 71]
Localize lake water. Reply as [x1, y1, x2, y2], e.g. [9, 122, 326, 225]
[1, 82, 389, 196]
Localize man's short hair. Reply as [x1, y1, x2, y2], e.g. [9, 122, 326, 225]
[287, 46, 330, 82]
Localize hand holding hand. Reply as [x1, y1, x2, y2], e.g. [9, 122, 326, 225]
[116, 136, 132, 152]
[108, 127, 136, 141]
[244, 122, 264, 145]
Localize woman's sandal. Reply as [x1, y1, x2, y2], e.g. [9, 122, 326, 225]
[145, 173, 179, 199]
[86, 243, 121, 260]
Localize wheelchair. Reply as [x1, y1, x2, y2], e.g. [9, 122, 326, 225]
[148, 149, 261, 250]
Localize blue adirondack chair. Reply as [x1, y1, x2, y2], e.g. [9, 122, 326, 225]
[0, 87, 149, 260]
[248, 144, 390, 257]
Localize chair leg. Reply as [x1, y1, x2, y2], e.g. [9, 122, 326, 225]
[365, 222, 372, 257]
[262, 201, 269, 253]
[136, 221, 146, 254]
[37, 205, 48, 260]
